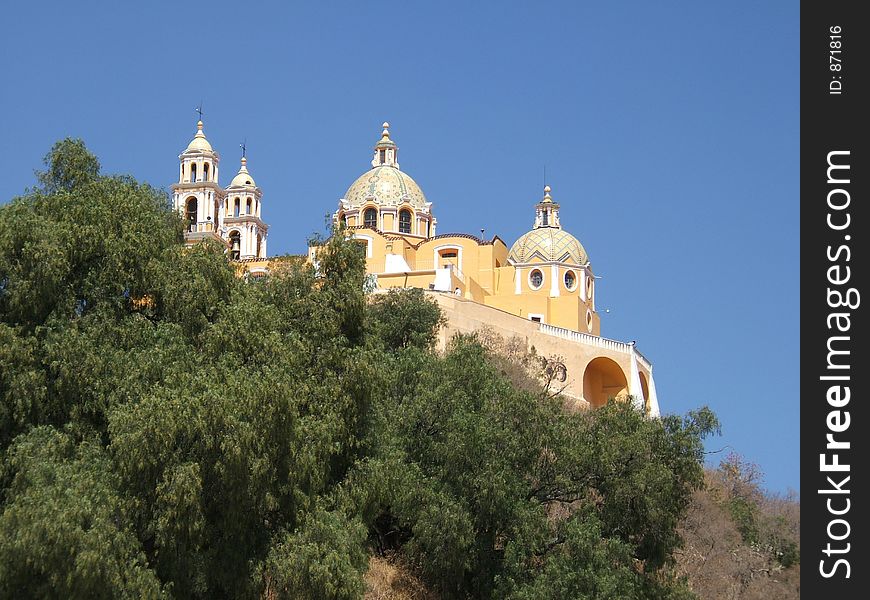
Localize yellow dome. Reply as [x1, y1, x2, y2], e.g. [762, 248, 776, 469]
[185, 121, 213, 153]
[509, 227, 589, 265]
[230, 157, 255, 187]
[343, 165, 427, 209]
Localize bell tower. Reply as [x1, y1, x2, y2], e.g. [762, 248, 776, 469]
[224, 152, 268, 259]
[171, 118, 226, 245]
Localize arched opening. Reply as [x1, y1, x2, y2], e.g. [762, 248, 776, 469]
[228, 230, 241, 260]
[185, 197, 197, 232]
[364, 208, 377, 229]
[639, 372, 650, 413]
[256, 234, 262, 258]
[399, 209, 412, 234]
[190, 163, 197, 182]
[246, 198, 252, 215]
[336, 211, 346, 227]
[234, 198, 240, 218]
[203, 163, 210, 182]
[213, 198, 220, 231]
[583, 357, 629, 408]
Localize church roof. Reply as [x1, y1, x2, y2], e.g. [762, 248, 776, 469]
[343, 165, 428, 210]
[229, 157, 256, 187]
[508, 185, 589, 265]
[185, 120, 213, 153]
[509, 227, 588, 265]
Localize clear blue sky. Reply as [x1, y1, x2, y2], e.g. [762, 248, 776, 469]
[0, 2, 799, 493]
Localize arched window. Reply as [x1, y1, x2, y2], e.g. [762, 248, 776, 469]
[256, 234, 262, 258]
[364, 208, 377, 229]
[246, 198, 252, 215]
[379, 149, 386, 164]
[399, 210, 412, 234]
[229, 230, 241, 260]
[185, 197, 197, 232]
[203, 163, 210, 182]
[542, 210, 549, 226]
[234, 198, 240, 218]
[190, 163, 197, 182]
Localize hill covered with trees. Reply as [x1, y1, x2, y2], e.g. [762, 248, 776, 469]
[0, 141, 796, 599]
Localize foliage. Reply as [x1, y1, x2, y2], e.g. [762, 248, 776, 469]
[1, 140, 729, 598]
[0, 427, 164, 599]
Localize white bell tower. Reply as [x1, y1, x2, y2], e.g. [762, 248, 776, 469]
[171, 119, 226, 245]
[224, 153, 268, 259]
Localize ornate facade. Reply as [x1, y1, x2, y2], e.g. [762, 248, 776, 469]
[171, 120, 660, 416]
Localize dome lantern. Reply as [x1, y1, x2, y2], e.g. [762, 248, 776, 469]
[534, 184, 561, 229]
[371, 122, 399, 169]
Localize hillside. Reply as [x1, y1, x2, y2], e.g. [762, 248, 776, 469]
[0, 141, 796, 599]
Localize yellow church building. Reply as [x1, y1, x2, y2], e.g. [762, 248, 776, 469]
[173, 120, 661, 416]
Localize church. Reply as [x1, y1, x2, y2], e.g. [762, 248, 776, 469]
[171, 119, 660, 416]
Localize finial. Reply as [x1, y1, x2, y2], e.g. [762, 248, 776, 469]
[542, 184, 552, 202]
[380, 121, 391, 140]
[240, 139, 247, 159]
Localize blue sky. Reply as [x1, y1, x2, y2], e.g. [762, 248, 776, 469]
[0, 2, 799, 493]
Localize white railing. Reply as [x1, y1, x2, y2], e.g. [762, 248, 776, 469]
[538, 323, 652, 370]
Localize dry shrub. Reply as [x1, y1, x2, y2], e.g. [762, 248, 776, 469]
[364, 554, 438, 600]
[676, 467, 800, 600]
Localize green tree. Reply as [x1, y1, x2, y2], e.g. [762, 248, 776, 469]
[0, 427, 164, 599]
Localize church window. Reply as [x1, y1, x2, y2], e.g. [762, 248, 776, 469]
[190, 163, 197, 182]
[364, 208, 377, 229]
[542, 210, 549, 226]
[379, 149, 386, 164]
[256, 234, 262, 258]
[203, 163, 210, 181]
[185, 197, 197, 232]
[529, 269, 544, 290]
[246, 198, 252, 214]
[229, 230, 241, 260]
[399, 210, 412, 234]
[234, 198, 240, 217]
[564, 270, 576, 290]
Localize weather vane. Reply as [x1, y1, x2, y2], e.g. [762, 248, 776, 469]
[195, 102, 203, 121]
[240, 139, 247, 158]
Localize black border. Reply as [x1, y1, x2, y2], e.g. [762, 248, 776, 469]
[801, 2, 868, 595]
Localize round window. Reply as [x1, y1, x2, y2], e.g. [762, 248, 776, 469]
[586, 309, 593, 332]
[529, 269, 544, 290]
[564, 270, 576, 290]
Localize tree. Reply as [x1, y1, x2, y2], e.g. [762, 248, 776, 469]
[1, 139, 724, 599]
